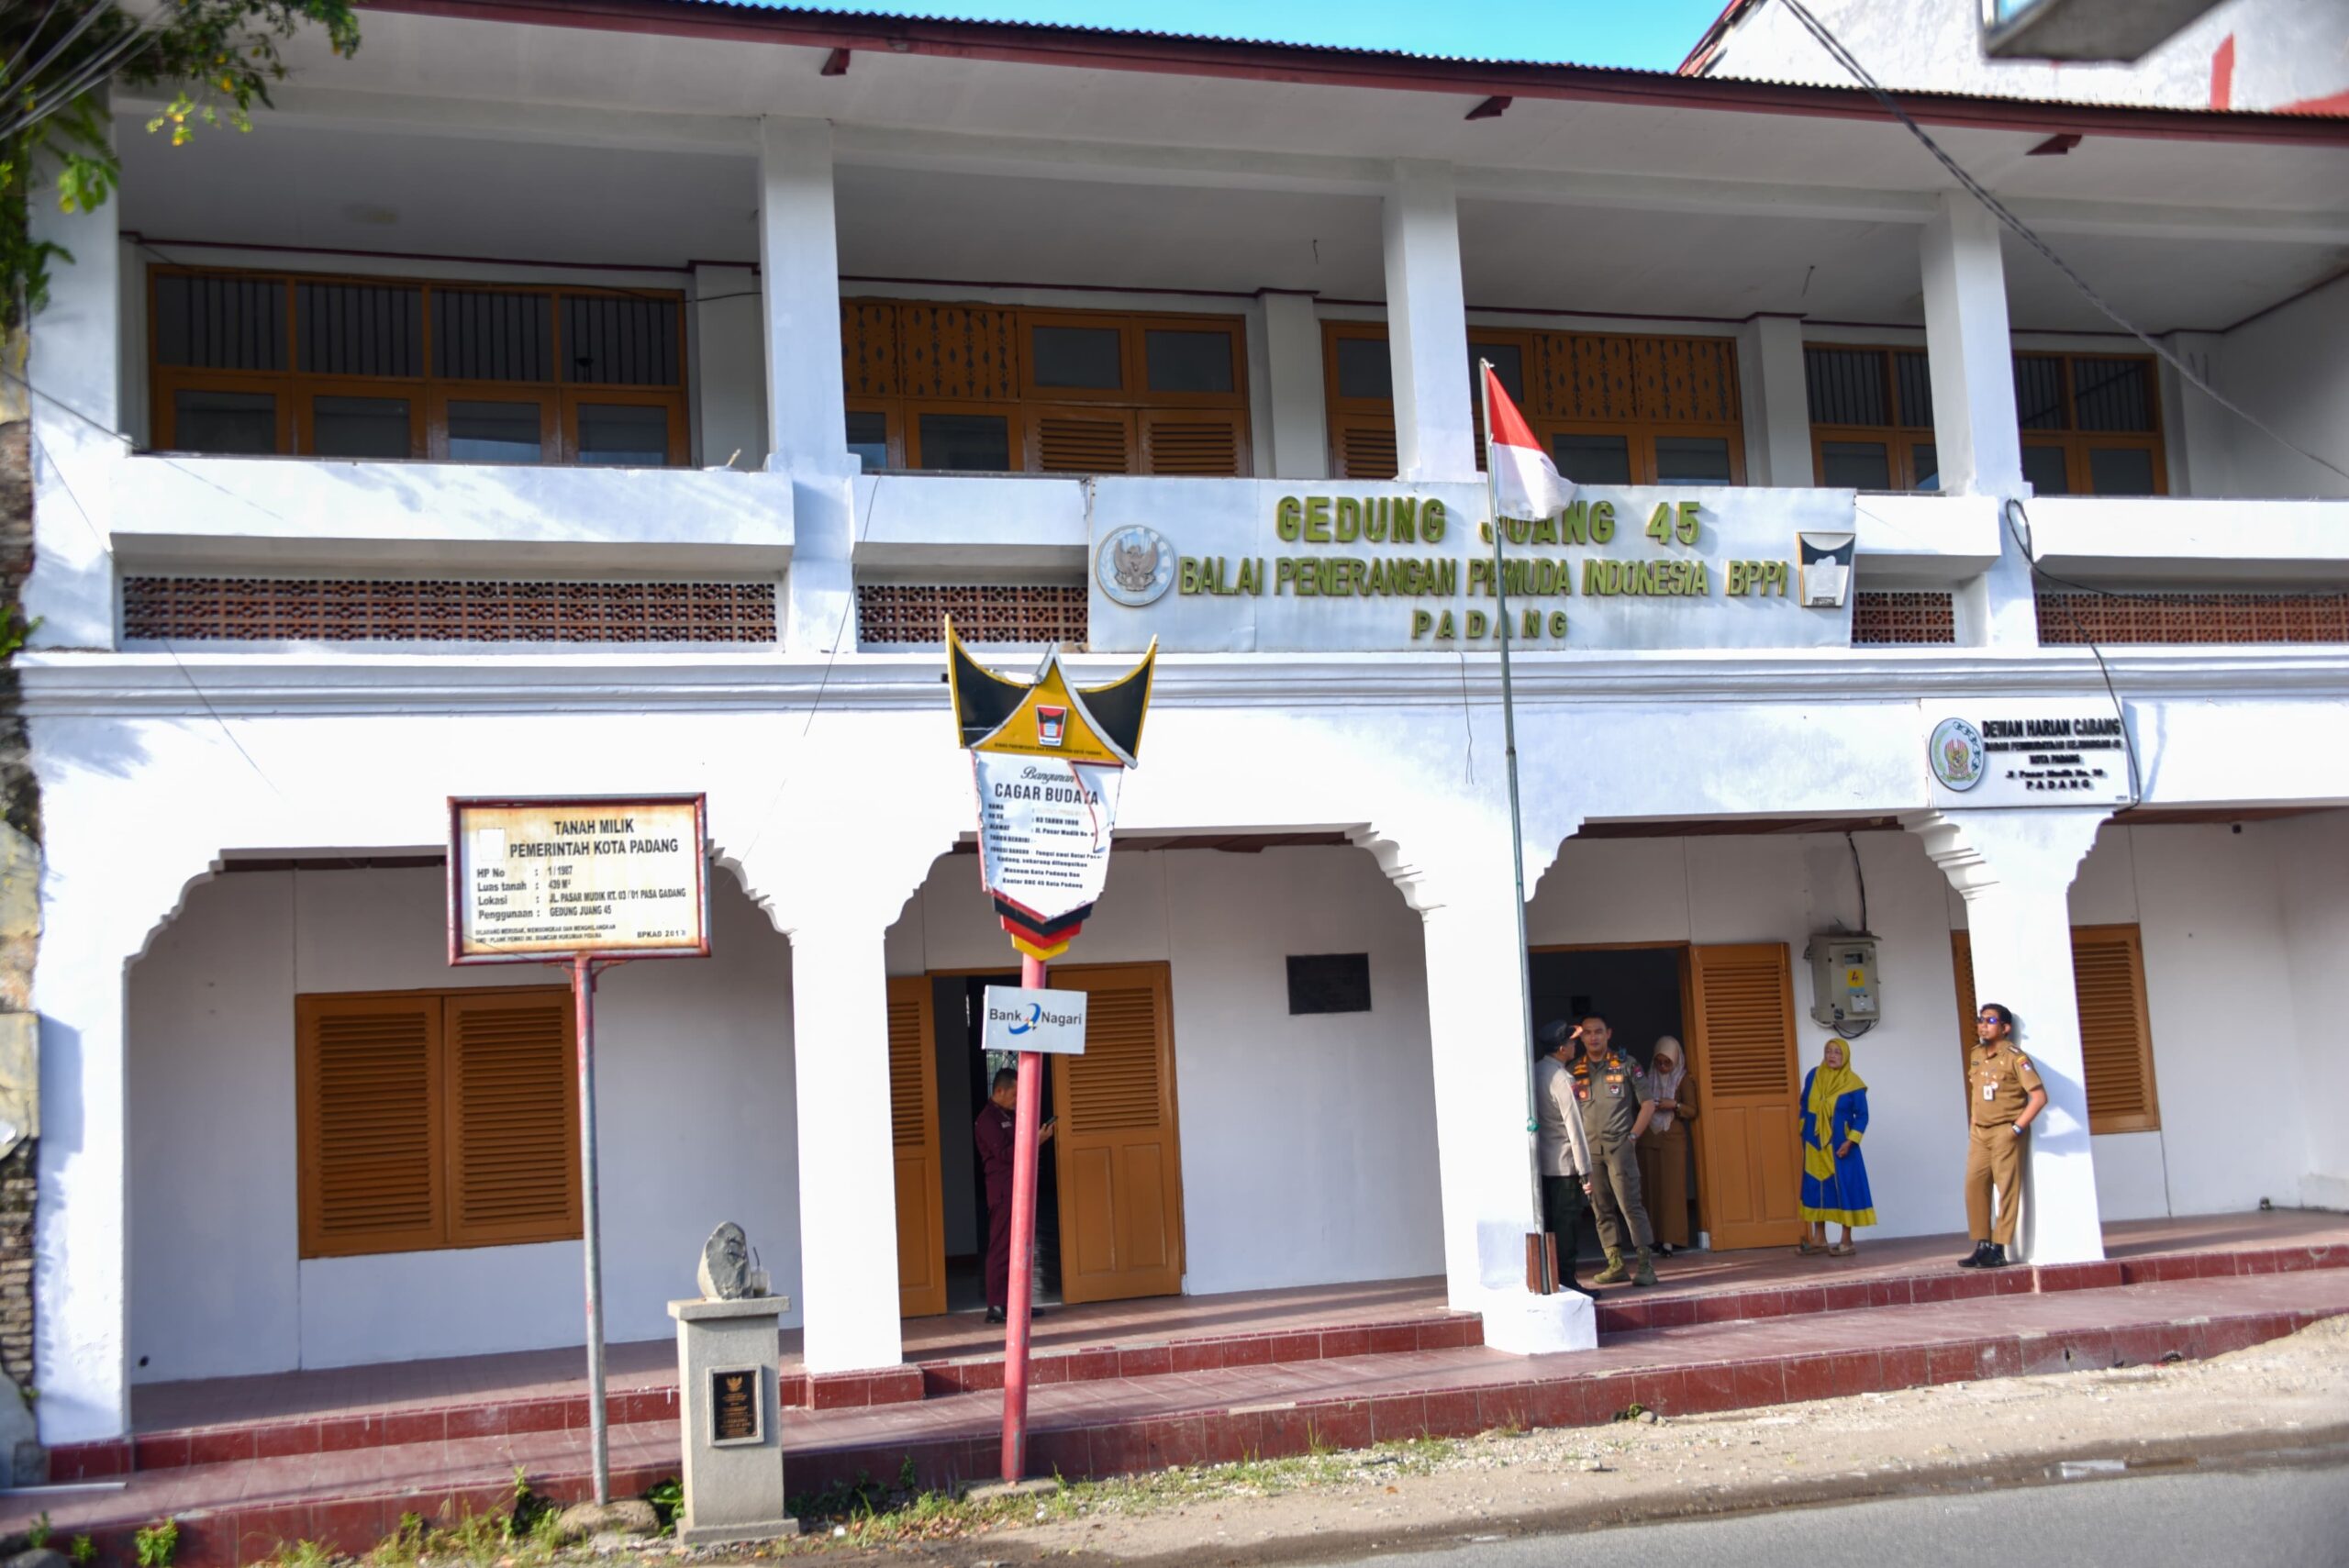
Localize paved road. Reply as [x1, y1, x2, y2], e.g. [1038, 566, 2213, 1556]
[1342, 1461, 2349, 1568]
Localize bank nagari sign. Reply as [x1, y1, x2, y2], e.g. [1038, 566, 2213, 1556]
[1087, 479, 1858, 653]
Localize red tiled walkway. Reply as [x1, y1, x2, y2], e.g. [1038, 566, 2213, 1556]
[12, 1267, 2345, 1568]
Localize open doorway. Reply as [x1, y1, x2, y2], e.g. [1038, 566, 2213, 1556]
[1531, 945, 1697, 1259]
[945, 971, 1064, 1315]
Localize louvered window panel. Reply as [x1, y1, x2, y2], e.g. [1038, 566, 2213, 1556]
[2071, 925, 2159, 1133]
[1804, 348, 1890, 427]
[154, 273, 286, 371]
[300, 996, 441, 1256]
[433, 290, 555, 382]
[1033, 412, 1134, 473]
[1895, 350, 1934, 428]
[562, 295, 681, 387]
[2013, 355, 2069, 429]
[2070, 358, 2154, 433]
[1336, 419, 1398, 480]
[1142, 413, 1242, 475]
[1695, 963, 1794, 1095]
[446, 994, 577, 1245]
[1065, 988, 1163, 1134]
[887, 991, 930, 1145]
[296, 282, 425, 377]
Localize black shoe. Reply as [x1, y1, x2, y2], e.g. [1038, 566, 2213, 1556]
[985, 1307, 1007, 1324]
[1979, 1244, 2011, 1269]
[1957, 1241, 1991, 1269]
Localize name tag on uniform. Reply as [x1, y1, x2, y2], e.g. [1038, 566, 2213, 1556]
[1982, 1081, 1996, 1100]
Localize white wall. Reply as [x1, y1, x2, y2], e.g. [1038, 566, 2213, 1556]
[2272, 811, 2349, 1208]
[128, 865, 799, 1383]
[887, 843, 1446, 1296]
[2195, 274, 2349, 500]
[2067, 822, 2320, 1220]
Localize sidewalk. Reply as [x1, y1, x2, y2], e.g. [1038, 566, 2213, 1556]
[941, 1312, 2349, 1566]
[9, 1265, 2344, 1565]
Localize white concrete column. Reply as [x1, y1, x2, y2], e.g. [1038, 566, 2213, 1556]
[691, 262, 768, 472]
[1383, 827, 1593, 1356]
[29, 850, 159, 1444]
[1907, 807, 2111, 1264]
[25, 133, 123, 651]
[1735, 315, 1812, 486]
[757, 117, 857, 653]
[1381, 161, 1475, 483]
[785, 923, 903, 1373]
[1258, 290, 1329, 480]
[1920, 193, 2036, 647]
[1920, 194, 2022, 498]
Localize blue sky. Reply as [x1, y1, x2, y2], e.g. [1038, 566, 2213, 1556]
[764, 1, 1733, 71]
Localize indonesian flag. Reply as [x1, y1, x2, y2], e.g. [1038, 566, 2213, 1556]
[1483, 363, 1575, 521]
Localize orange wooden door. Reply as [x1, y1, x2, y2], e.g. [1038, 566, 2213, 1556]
[886, 976, 948, 1318]
[1050, 962, 1186, 1304]
[1687, 942, 1804, 1250]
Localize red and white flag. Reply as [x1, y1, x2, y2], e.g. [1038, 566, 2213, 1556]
[1482, 363, 1575, 521]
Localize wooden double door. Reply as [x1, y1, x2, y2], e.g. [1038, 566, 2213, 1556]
[887, 962, 1186, 1317]
[1542, 940, 1806, 1251]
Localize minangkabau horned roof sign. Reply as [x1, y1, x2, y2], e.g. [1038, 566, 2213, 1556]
[945, 620, 1155, 960]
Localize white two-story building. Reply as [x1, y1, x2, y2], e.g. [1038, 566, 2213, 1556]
[20, 0, 2349, 1452]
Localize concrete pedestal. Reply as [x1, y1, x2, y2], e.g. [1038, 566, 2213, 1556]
[669, 1296, 799, 1546]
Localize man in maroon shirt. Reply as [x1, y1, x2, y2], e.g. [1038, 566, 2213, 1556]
[974, 1067, 1054, 1325]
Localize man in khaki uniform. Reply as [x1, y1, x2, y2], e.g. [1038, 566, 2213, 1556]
[1961, 1001, 2045, 1269]
[1567, 1015, 1660, 1287]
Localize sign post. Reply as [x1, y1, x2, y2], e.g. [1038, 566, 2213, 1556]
[449, 795, 711, 1506]
[944, 623, 1152, 1483]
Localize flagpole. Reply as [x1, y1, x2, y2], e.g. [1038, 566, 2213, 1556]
[1479, 361, 1548, 1254]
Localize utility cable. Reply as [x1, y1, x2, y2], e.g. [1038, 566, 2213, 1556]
[1778, 0, 2349, 487]
[2001, 496, 2143, 808]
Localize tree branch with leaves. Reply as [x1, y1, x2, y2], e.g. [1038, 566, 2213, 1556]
[3, 0, 360, 332]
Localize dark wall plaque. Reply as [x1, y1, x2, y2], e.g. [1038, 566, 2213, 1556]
[1286, 952, 1372, 1016]
[709, 1365, 762, 1446]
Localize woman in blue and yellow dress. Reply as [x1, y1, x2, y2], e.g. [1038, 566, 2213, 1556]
[1797, 1037, 1875, 1257]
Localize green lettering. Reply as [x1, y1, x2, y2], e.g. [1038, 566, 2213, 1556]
[1411, 608, 1434, 639]
[1275, 496, 1302, 542]
[1305, 496, 1332, 543]
[1548, 609, 1569, 638]
[1334, 497, 1362, 543]
[1392, 498, 1418, 544]
[1590, 500, 1616, 544]
[1365, 498, 1389, 544]
[1466, 609, 1489, 639]
[1560, 500, 1588, 547]
[1434, 609, 1456, 639]
[1422, 498, 1449, 544]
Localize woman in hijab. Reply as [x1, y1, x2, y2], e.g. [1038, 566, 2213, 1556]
[1637, 1037, 1696, 1255]
[1797, 1036, 1875, 1257]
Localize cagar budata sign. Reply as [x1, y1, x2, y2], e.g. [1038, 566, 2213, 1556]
[450, 795, 710, 963]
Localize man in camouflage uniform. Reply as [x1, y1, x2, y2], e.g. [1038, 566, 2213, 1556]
[1568, 1015, 1660, 1287]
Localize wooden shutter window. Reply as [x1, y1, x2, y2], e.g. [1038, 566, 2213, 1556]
[1031, 409, 1137, 473]
[1950, 929, 1980, 1089]
[1952, 926, 2160, 1133]
[298, 994, 446, 1259]
[297, 987, 577, 1259]
[886, 977, 947, 1318]
[1141, 411, 1245, 476]
[2071, 924, 2160, 1134]
[1332, 417, 1398, 480]
[445, 991, 580, 1248]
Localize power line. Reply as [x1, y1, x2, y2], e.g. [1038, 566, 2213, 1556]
[1777, 0, 2349, 488]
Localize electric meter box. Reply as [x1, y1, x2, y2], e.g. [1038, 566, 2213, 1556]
[1805, 935, 1881, 1031]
